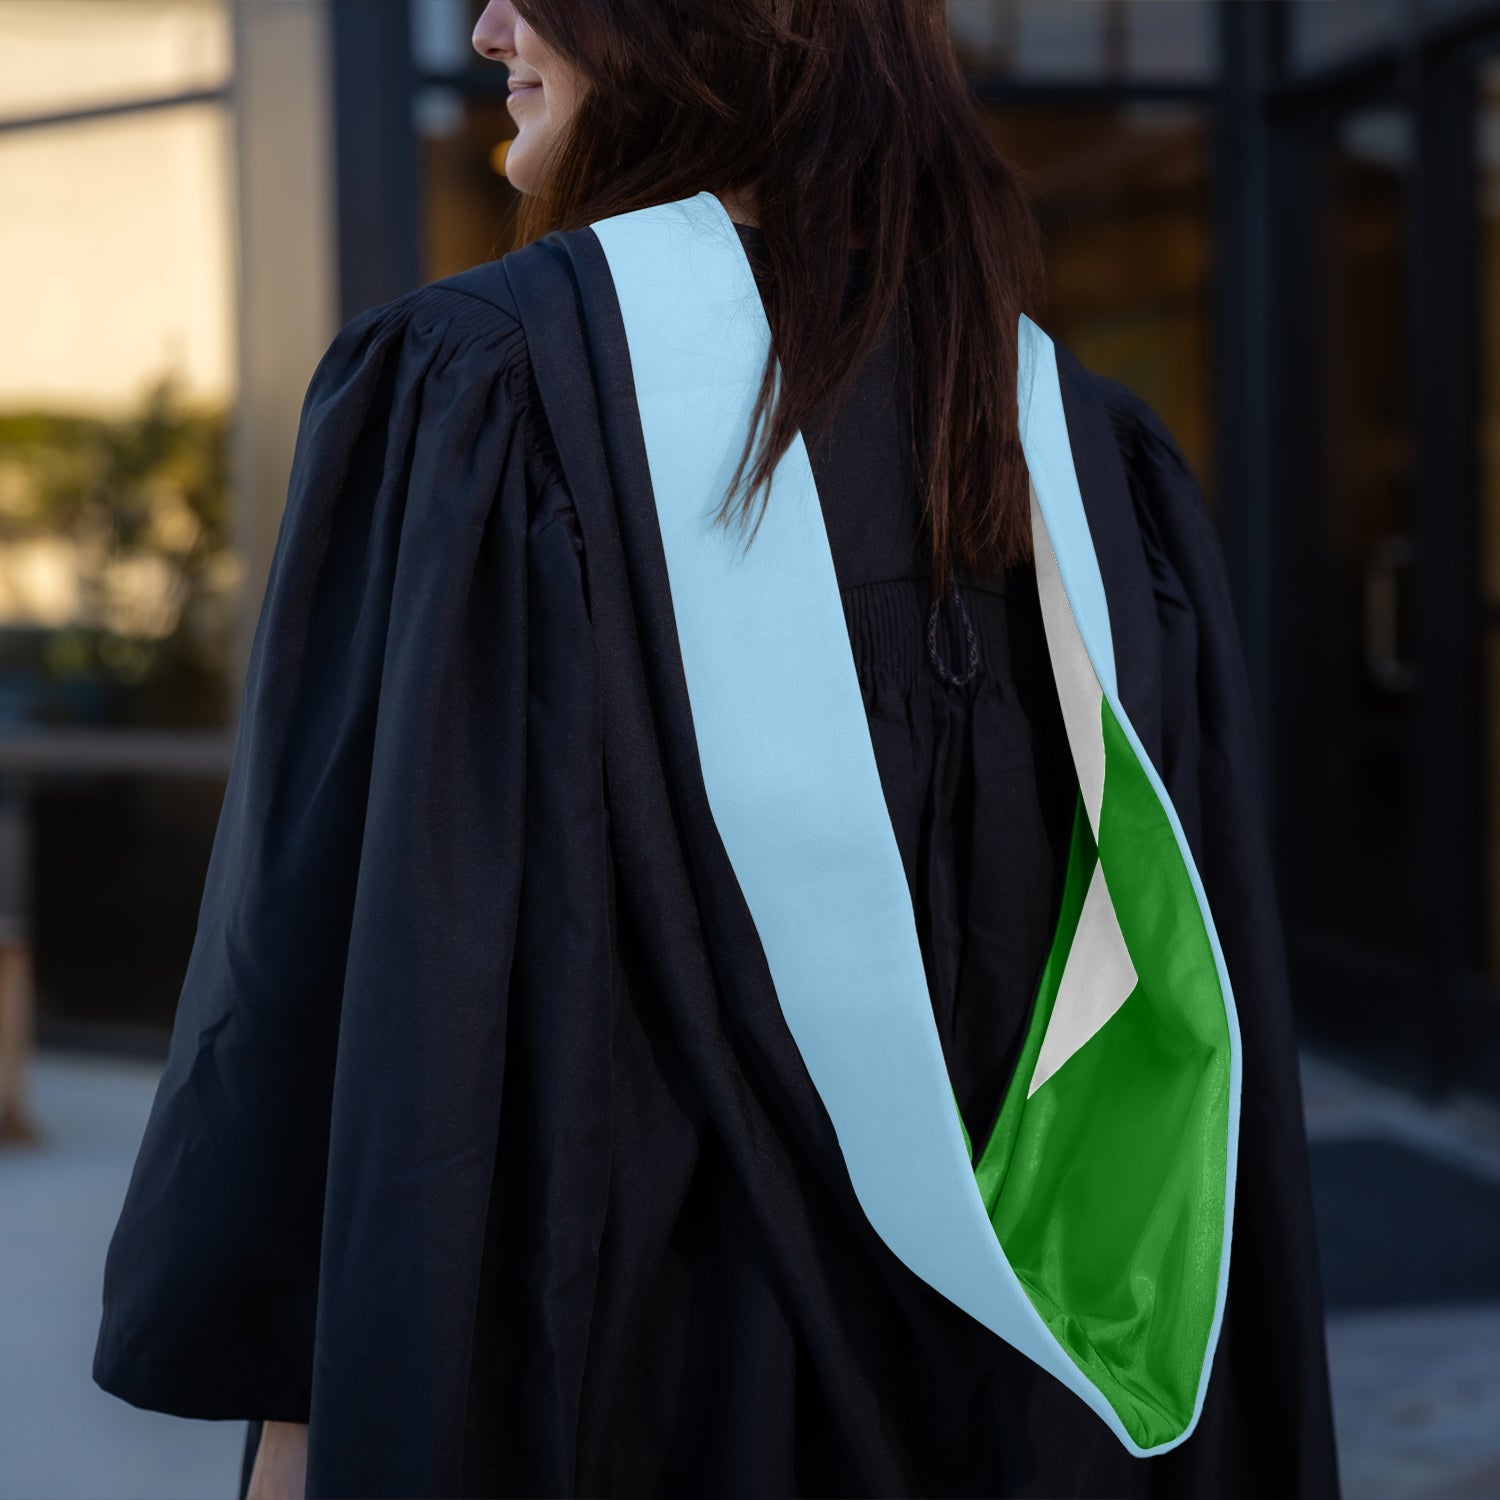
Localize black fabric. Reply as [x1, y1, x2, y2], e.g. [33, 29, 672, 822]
[94, 221, 1340, 1500]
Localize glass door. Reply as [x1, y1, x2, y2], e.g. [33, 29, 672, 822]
[1278, 49, 1500, 1102]
[1274, 97, 1434, 1084]
[1465, 52, 1500, 1090]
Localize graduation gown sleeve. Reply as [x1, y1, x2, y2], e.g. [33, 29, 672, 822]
[1089, 372, 1342, 1499]
[92, 280, 604, 1497]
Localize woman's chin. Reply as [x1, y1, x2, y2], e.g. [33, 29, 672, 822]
[503, 139, 541, 195]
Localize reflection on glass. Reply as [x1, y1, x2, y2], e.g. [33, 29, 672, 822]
[1301, 106, 1416, 950]
[985, 103, 1214, 503]
[945, 0, 1213, 83]
[1418, 0, 1500, 23]
[411, 0, 479, 75]
[1481, 63, 1500, 612]
[0, 102, 237, 728]
[1013, 0, 1111, 80]
[0, 0, 230, 123]
[1286, 0, 1402, 73]
[0, 107, 233, 409]
[1122, 0, 1215, 83]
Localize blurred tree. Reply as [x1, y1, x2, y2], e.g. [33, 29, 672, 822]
[0, 373, 237, 729]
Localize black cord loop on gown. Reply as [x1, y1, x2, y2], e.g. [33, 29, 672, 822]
[925, 574, 979, 686]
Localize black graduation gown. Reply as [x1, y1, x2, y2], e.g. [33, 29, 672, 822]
[92, 221, 1340, 1500]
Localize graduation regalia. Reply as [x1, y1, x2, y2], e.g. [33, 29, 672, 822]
[93, 191, 1340, 1499]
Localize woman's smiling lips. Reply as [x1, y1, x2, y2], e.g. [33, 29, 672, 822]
[507, 76, 542, 107]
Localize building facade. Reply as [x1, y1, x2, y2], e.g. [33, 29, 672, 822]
[1, 0, 1497, 1102]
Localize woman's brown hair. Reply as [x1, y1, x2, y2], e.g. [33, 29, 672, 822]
[510, 0, 1046, 596]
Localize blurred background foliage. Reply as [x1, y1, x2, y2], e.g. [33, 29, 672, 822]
[0, 378, 235, 729]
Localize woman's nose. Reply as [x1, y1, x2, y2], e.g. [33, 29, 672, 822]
[471, 0, 516, 62]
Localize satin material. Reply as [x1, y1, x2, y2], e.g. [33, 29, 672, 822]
[980, 694, 1234, 1448]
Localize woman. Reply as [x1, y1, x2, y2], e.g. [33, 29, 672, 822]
[93, 2, 1340, 1497]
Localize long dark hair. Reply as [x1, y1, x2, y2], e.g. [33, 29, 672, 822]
[510, 0, 1046, 595]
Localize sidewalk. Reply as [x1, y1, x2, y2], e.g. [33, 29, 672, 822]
[3, 1047, 1500, 1498]
[1302, 1051, 1500, 1499]
[0, 1052, 243, 1500]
